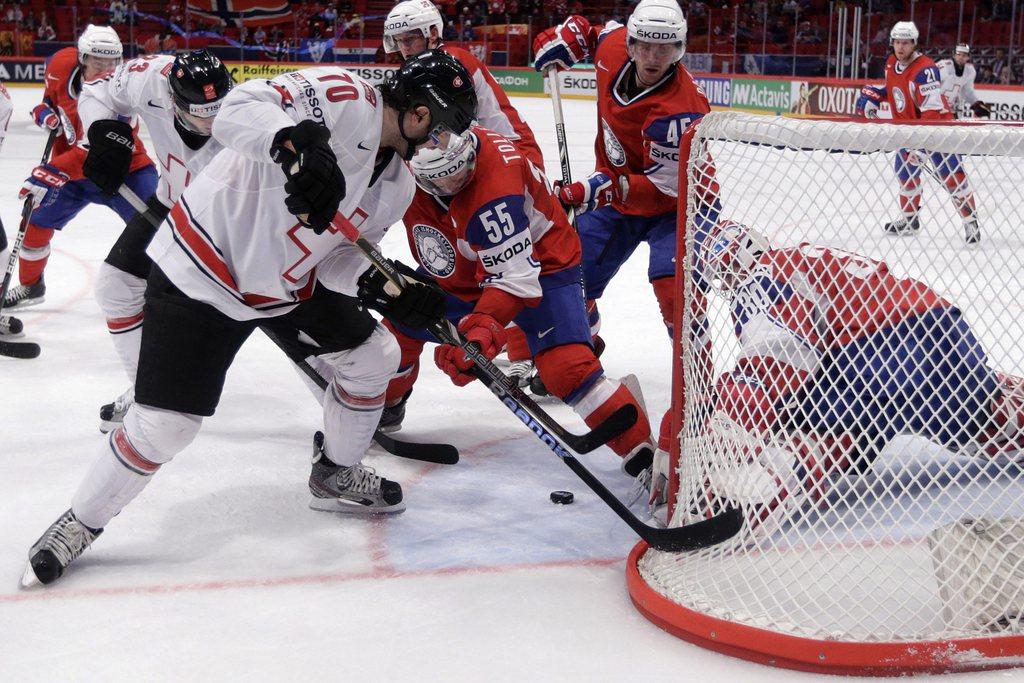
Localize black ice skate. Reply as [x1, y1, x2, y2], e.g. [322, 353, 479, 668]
[964, 219, 981, 245]
[377, 390, 410, 434]
[21, 509, 103, 588]
[883, 215, 921, 236]
[99, 388, 134, 434]
[3, 275, 45, 309]
[0, 314, 23, 336]
[308, 431, 404, 514]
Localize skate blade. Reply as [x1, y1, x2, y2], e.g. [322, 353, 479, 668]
[308, 496, 406, 516]
[375, 422, 402, 435]
[19, 563, 41, 589]
[5, 296, 45, 310]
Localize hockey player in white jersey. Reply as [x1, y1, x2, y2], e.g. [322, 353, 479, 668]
[77, 50, 233, 432]
[937, 44, 992, 118]
[21, 51, 475, 587]
[0, 79, 21, 338]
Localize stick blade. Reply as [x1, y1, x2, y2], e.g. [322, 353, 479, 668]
[0, 340, 40, 359]
[372, 431, 459, 465]
[642, 507, 743, 553]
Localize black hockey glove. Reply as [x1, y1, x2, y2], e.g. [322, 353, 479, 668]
[357, 260, 447, 330]
[971, 101, 993, 118]
[271, 120, 346, 234]
[84, 119, 135, 196]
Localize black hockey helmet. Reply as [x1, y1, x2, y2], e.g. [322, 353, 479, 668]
[380, 49, 477, 156]
[169, 50, 234, 135]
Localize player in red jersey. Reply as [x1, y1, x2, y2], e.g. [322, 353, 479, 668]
[687, 219, 1024, 530]
[855, 21, 980, 245]
[358, 126, 656, 475]
[383, 0, 547, 388]
[4, 25, 157, 310]
[533, 0, 716, 345]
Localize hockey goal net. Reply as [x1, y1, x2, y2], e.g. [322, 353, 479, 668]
[627, 112, 1024, 675]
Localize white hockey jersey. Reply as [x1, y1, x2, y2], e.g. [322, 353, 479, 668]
[78, 54, 224, 208]
[146, 66, 415, 321]
[936, 58, 979, 109]
[0, 81, 12, 153]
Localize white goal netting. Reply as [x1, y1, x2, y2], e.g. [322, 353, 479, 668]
[632, 113, 1024, 672]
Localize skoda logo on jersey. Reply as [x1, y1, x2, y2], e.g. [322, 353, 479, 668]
[892, 87, 907, 113]
[601, 119, 626, 167]
[412, 224, 456, 278]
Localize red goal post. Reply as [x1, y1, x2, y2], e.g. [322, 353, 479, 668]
[627, 112, 1024, 675]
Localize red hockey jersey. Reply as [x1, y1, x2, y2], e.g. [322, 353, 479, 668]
[883, 52, 952, 121]
[592, 24, 710, 216]
[42, 47, 152, 179]
[402, 127, 580, 320]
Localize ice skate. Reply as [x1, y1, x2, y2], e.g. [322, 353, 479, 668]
[3, 276, 45, 309]
[21, 509, 102, 588]
[308, 431, 404, 514]
[883, 215, 921, 236]
[99, 387, 134, 434]
[377, 390, 410, 434]
[507, 358, 535, 388]
[964, 218, 981, 245]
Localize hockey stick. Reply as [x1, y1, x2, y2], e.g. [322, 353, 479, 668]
[0, 128, 60, 360]
[329, 212, 743, 552]
[329, 213, 635, 454]
[116, 185, 458, 466]
[546, 68, 577, 227]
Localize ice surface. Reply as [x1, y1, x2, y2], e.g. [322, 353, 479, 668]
[0, 86, 1015, 682]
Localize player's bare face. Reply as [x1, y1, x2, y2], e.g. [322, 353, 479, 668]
[395, 31, 429, 59]
[892, 39, 916, 64]
[82, 55, 121, 80]
[954, 52, 969, 66]
[629, 41, 679, 86]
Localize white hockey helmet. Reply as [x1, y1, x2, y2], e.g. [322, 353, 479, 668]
[955, 43, 971, 54]
[383, 0, 443, 54]
[628, 0, 687, 54]
[889, 21, 919, 44]
[698, 219, 771, 292]
[78, 24, 123, 63]
[410, 130, 477, 196]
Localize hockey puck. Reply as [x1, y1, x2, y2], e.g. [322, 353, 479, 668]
[550, 490, 574, 505]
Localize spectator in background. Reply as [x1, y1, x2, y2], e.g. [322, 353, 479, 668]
[37, 18, 56, 42]
[109, 0, 127, 24]
[460, 18, 476, 41]
[159, 32, 178, 54]
[999, 65, 1015, 85]
[992, 48, 1007, 81]
[488, 0, 505, 23]
[443, 19, 458, 41]
[323, 4, 337, 28]
[253, 25, 267, 45]
[977, 64, 995, 84]
[4, 5, 23, 24]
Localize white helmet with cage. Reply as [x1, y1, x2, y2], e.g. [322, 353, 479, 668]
[410, 131, 478, 196]
[78, 24, 123, 63]
[698, 219, 771, 292]
[383, 0, 443, 54]
[889, 21, 919, 44]
[627, 0, 687, 56]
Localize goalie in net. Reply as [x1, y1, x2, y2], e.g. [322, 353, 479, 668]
[688, 218, 1024, 532]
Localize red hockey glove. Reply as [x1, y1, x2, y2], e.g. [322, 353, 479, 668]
[434, 312, 508, 386]
[31, 102, 59, 130]
[557, 170, 624, 214]
[20, 164, 69, 209]
[533, 15, 594, 72]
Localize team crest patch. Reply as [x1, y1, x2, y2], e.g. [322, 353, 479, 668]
[412, 224, 456, 278]
[892, 87, 906, 113]
[601, 119, 626, 167]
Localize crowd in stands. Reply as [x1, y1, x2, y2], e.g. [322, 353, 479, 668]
[0, 0, 1021, 84]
